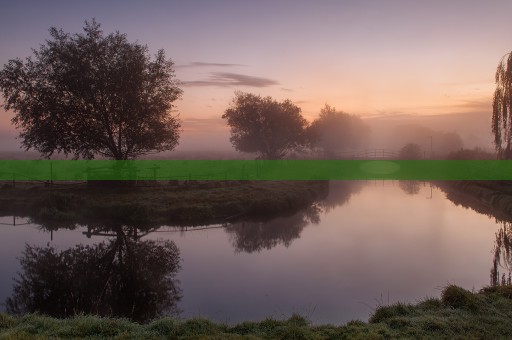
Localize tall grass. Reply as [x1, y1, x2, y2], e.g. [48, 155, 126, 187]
[2, 285, 512, 339]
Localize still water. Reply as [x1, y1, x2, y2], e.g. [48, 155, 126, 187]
[0, 181, 505, 325]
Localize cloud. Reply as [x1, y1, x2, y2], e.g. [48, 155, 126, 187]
[183, 72, 279, 88]
[182, 117, 228, 133]
[365, 110, 413, 119]
[176, 62, 245, 68]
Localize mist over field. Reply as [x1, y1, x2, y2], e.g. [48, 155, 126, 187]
[0, 110, 493, 159]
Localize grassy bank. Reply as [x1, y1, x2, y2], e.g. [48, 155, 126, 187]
[1, 285, 512, 339]
[0, 181, 328, 226]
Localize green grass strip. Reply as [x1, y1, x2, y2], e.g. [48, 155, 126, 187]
[0, 160, 510, 180]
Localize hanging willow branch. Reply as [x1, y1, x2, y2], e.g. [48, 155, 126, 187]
[492, 52, 512, 159]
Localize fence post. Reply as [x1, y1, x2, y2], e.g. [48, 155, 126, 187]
[12, 173, 15, 188]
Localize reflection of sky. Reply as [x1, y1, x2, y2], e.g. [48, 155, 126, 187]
[1, 1, 511, 128]
[0, 182, 498, 324]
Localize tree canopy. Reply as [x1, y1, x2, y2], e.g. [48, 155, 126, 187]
[493, 52, 512, 159]
[222, 92, 309, 159]
[308, 104, 370, 156]
[0, 20, 182, 160]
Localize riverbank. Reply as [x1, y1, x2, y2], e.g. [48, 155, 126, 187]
[0, 180, 328, 226]
[1, 285, 512, 339]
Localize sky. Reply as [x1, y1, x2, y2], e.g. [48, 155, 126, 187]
[1, 0, 511, 152]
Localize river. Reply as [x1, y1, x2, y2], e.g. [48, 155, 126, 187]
[0, 181, 506, 325]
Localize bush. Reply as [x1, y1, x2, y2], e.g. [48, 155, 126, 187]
[441, 285, 478, 311]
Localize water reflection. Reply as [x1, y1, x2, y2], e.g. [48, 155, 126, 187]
[1, 181, 508, 325]
[398, 181, 421, 195]
[436, 182, 511, 221]
[491, 222, 512, 286]
[225, 204, 321, 253]
[6, 225, 181, 322]
[318, 180, 364, 212]
[224, 181, 364, 253]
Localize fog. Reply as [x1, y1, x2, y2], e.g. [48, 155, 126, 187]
[363, 111, 494, 157]
[0, 110, 495, 159]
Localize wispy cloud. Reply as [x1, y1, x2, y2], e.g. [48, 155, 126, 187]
[176, 62, 245, 68]
[182, 117, 228, 133]
[183, 72, 279, 88]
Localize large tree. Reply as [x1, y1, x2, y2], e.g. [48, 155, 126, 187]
[222, 92, 309, 159]
[0, 20, 182, 160]
[493, 52, 512, 159]
[308, 104, 370, 157]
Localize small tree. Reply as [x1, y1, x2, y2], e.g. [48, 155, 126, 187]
[0, 20, 182, 160]
[398, 143, 422, 159]
[222, 92, 308, 159]
[493, 52, 512, 159]
[308, 104, 370, 157]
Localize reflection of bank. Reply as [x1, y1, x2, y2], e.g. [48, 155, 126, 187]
[491, 222, 512, 287]
[5, 225, 181, 322]
[435, 182, 512, 287]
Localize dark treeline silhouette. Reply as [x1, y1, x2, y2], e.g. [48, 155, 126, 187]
[6, 225, 181, 322]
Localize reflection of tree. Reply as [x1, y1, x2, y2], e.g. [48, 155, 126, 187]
[399, 181, 420, 195]
[225, 181, 365, 253]
[225, 204, 321, 253]
[491, 222, 512, 286]
[318, 181, 364, 213]
[6, 225, 181, 322]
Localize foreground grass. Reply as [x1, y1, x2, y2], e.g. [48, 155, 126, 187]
[2, 285, 512, 339]
[0, 180, 327, 226]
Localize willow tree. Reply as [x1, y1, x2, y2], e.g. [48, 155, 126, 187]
[492, 52, 512, 159]
[0, 20, 182, 160]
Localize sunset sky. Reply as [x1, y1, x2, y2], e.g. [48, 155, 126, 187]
[1, 0, 511, 151]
